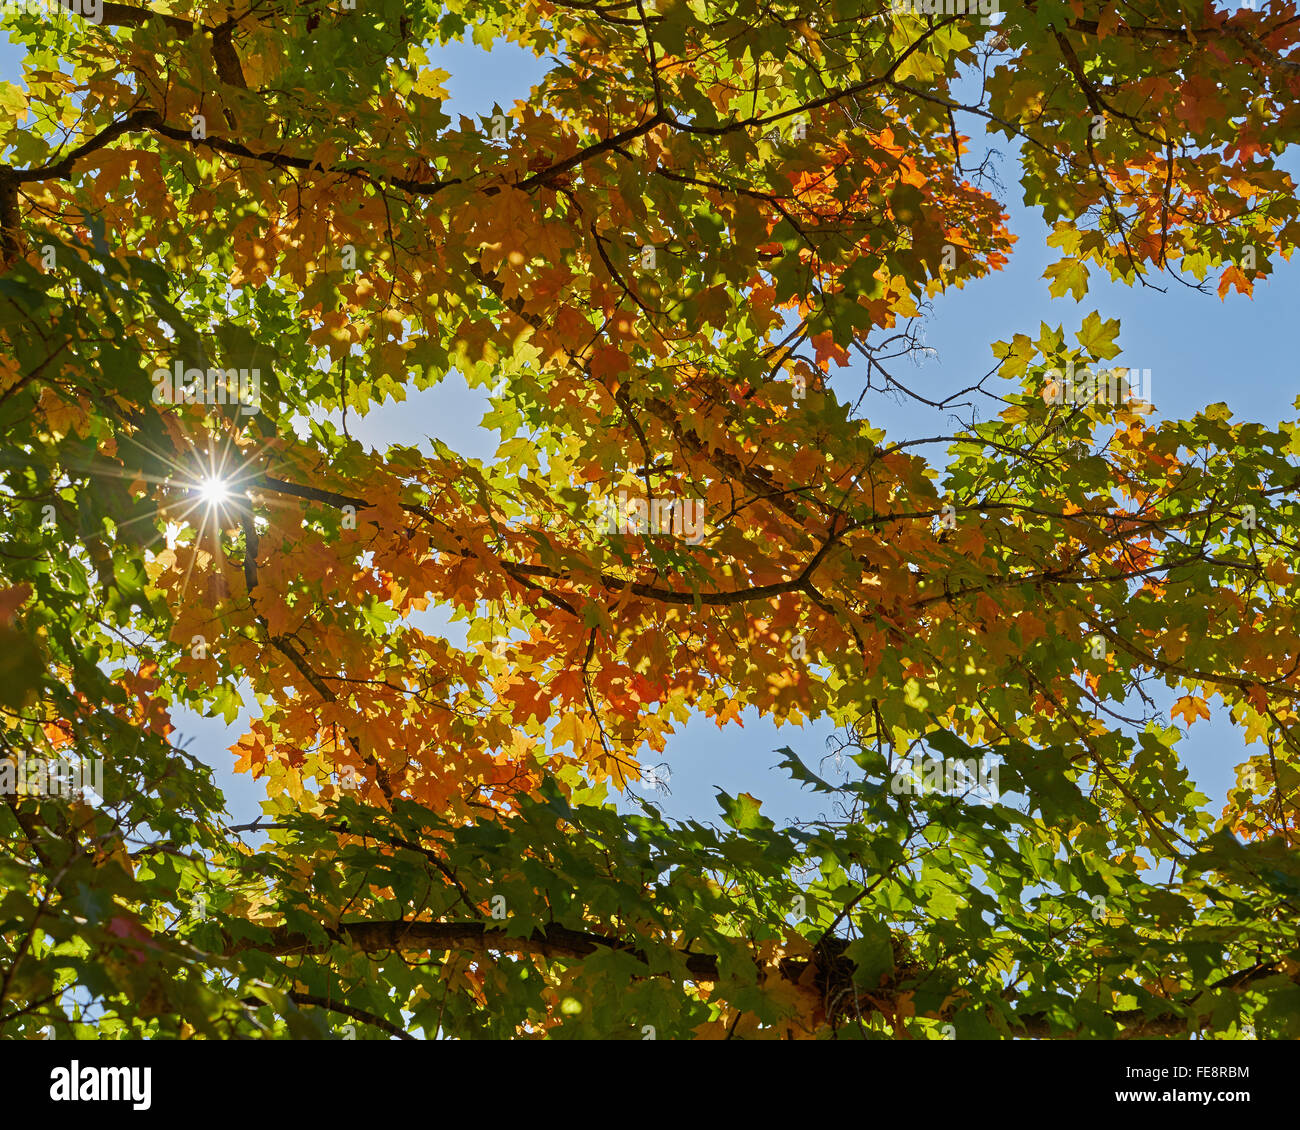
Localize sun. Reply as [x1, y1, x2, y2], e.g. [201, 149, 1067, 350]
[197, 476, 231, 506]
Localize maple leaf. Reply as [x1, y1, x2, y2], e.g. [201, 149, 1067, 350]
[0, 583, 31, 624]
[1171, 695, 1211, 726]
[1217, 265, 1253, 299]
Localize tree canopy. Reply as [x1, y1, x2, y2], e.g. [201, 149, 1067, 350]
[1, 0, 1299, 1040]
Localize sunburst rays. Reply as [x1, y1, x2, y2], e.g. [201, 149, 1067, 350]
[37, 406, 314, 611]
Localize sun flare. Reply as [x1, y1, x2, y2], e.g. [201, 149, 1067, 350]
[198, 477, 231, 506]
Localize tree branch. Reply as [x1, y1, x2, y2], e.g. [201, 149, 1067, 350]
[235, 917, 1299, 1038]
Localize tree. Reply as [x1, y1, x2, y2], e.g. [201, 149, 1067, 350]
[1, 0, 1298, 1040]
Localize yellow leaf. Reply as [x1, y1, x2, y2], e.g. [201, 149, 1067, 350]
[552, 712, 587, 752]
[0, 81, 27, 118]
[1171, 695, 1210, 726]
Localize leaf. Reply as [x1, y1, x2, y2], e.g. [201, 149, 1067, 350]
[0, 583, 32, 623]
[1075, 311, 1121, 359]
[1044, 258, 1089, 299]
[0, 626, 41, 708]
[847, 919, 894, 990]
[0, 81, 26, 119]
[716, 790, 774, 831]
[1171, 695, 1211, 726]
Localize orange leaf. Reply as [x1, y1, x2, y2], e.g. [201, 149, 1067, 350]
[1171, 695, 1210, 726]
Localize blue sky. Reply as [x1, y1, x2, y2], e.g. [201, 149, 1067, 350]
[2, 23, 1295, 836]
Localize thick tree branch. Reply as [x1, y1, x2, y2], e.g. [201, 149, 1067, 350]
[235, 916, 1299, 1039]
